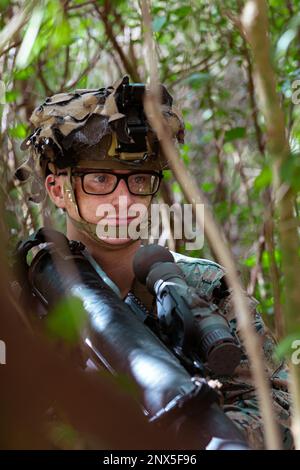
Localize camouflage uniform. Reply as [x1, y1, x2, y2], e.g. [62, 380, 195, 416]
[127, 252, 293, 450]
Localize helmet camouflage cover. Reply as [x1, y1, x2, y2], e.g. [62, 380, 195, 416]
[16, 76, 184, 202]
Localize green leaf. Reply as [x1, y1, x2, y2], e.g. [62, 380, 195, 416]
[215, 201, 228, 221]
[262, 250, 270, 269]
[185, 72, 211, 89]
[275, 332, 300, 361]
[199, 131, 213, 144]
[274, 248, 282, 265]
[50, 17, 72, 49]
[5, 210, 19, 231]
[76, 75, 88, 89]
[0, 0, 10, 11]
[276, 29, 297, 57]
[224, 127, 246, 142]
[162, 170, 172, 181]
[15, 6, 44, 69]
[223, 142, 234, 154]
[185, 121, 193, 131]
[5, 90, 21, 103]
[8, 123, 28, 139]
[202, 109, 213, 121]
[49, 422, 80, 449]
[281, 153, 300, 191]
[174, 6, 192, 18]
[254, 166, 272, 191]
[152, 16, 167, 32]
[46, 296, 87, 344]
[172, 182, 181, 194]
[13, 66, 34, 81]
[201, 182, 215, 193]
[243, 254, 256, 268]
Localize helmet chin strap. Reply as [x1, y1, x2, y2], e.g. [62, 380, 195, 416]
[63, 168, 141, 251]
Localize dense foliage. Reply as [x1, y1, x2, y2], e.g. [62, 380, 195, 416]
[1, 0, 300, 329]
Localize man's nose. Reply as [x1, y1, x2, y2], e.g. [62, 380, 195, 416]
[115, 178, 129, 195]
[111, 178, 132, 203]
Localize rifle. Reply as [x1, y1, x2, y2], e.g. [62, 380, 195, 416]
[15, 228, 250, 450]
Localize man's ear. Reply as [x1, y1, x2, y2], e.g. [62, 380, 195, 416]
[45, 174, 66, 209]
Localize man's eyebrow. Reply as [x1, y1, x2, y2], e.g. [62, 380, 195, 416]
[72, 169, 133, 174]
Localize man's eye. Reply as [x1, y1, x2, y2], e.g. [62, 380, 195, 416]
[134, 176, 146, 184]
[94, 174, 107, 183]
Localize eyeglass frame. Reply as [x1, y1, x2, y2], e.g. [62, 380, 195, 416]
[58, 169, 163, 196]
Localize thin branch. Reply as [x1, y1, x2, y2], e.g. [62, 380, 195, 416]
[65, 49, 102, 90]
[37, 59, 54, 96]
[67, 0, 95, 10]
[0, 39, 22, 59]
[59, 45, 70, 92]
[94, 2, 141, 82]
[0, 2, 31, 53]
[247, 232, 265, 296]
[162, 56, 221, 87]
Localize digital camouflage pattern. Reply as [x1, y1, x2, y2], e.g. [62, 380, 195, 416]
[131, 251, 293, 450]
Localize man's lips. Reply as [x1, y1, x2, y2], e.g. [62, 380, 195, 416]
[99, 217, 137, 225]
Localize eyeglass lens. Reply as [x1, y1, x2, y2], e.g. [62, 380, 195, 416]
[82, 172, 160, 195]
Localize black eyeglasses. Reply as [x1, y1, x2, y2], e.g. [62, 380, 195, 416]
[68, 170, 163, 196]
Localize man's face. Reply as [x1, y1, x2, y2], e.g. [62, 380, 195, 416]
[47, 168, 155, 245]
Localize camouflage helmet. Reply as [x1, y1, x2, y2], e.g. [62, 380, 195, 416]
[16, 76, 184, 202]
